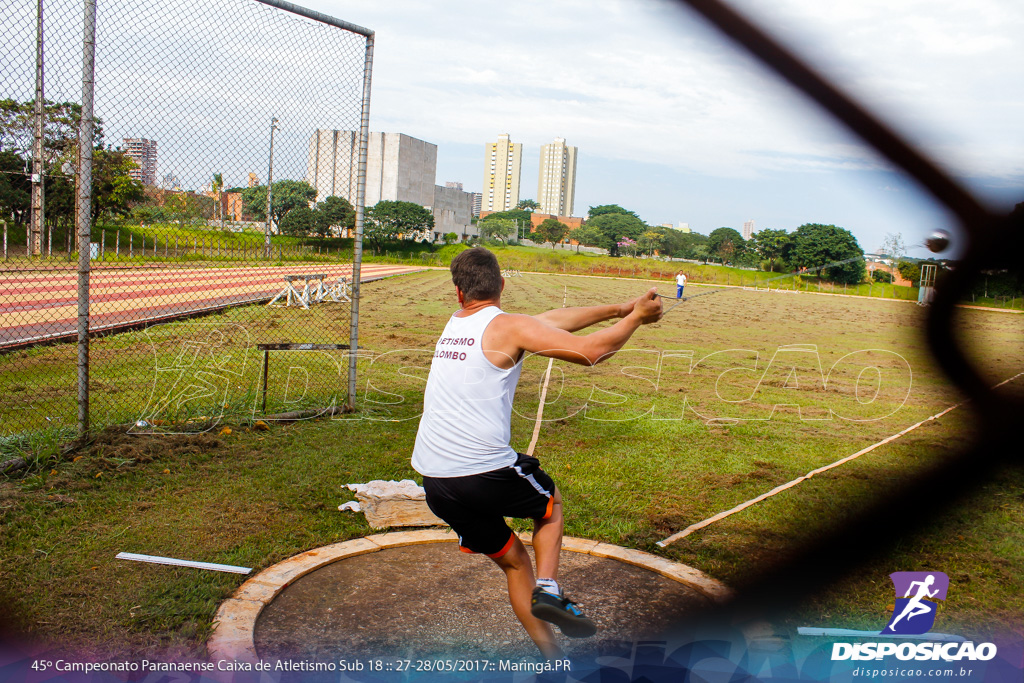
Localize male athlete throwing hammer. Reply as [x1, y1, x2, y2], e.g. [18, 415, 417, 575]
[411, 248, 662, 658]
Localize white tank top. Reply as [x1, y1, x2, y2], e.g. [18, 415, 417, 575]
[411, 306, 524, 477]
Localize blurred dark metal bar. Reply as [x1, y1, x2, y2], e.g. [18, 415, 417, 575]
[668, 0, 1021, 623]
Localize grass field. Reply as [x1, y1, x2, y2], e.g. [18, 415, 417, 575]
[1, 269, 1022, 660]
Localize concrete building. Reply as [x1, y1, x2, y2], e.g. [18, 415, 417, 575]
[307, 130, 475, 240]
[306, 130, 437, 207]
[482, 134, 522, 212]
[431, 184, 476, 240]
[678, 223, 691, 233]
[469, 192, 482, 217]
[537, 137, 577, 217]
[123, 138, 157, 186]
[743, 220, 755, 240]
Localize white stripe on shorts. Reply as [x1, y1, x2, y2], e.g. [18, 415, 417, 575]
[513, 465, 552, 498]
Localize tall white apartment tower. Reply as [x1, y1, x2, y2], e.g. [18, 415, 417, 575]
[743, 220, 755, 240]
[537, 137, 577, 216]
[482, 134, 522, 212]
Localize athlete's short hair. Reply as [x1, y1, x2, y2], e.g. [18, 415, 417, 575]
[450, 247, 502, 302]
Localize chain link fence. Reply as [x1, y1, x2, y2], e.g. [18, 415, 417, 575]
[1, 0, 375, 439]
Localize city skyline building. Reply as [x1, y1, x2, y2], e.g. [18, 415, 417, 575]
[743, 219, 755, 240]
[469, 192, 482, 217]
[537, 137, 577, 216]
[161, 173, 180, 191]
[482, 133, 522, 212]
[123, 138, 157, 186]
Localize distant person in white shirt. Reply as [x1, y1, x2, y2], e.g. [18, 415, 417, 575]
[411, 247, 663, 658]
[675, 271, 687, 299]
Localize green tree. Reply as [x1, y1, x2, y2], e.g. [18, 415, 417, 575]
[43, 165, 75, 231]
[872, 268, 893, 283]
[568, 224, 604, 252]
[91, 149, 146, 223]
[0, 150, 30, 224]
[787, 223, 866, 284]
[586, 212, 645, 256]
[479, 217, 516, 244]
[0, 99, 104, 163]
[165, 192, 214, 229]
[241, 179, 317, 227]
[484, 208, 532, 235]
[280, 205, 316, 236]
[315, 195, 355, 237]
[131, 205, 166, 224]
[364, 200, 434, 253]
[708, 227, 744, 263]
[442, 232, 458, 245]
[516, 199, 540, 212]
[637, 230, 663, 256]
[535, 218, 569, 248]
[657, 228, 708, 259]
[896, 259, 921, 285]
[483, 209, 532, 225]
[749, 228, 790, 271]
[211, 172, 223, 223]
[587, 204, 639, 220]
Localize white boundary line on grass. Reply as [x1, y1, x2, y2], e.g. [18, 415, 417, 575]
[656, 369, 1024, 548]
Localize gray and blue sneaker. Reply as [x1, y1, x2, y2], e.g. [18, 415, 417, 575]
[530, 587, 597, 638]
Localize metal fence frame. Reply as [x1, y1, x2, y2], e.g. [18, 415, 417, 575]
[4, 0, 374, 435]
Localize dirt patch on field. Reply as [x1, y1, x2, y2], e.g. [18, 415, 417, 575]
[83, 427, 221, 469]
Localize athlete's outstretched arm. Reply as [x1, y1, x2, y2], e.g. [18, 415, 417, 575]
[486, 288, 663, 367]
[532, 296, 640, 332]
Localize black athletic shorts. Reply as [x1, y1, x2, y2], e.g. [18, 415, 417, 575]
[422, 453, 557, 558]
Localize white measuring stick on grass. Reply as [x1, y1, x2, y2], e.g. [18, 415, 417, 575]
[656, 369, 1024, 547]
[116, 552, 251, 574]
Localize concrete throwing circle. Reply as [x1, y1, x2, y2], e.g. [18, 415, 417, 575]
[209, 530, 731, 662]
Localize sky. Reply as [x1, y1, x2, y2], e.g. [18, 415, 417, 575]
[298, 0, 1023, 257]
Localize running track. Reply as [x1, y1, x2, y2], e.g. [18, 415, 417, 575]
[0, 263, 422, 348]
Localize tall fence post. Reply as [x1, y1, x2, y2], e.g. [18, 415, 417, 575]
[29, 0, 46, 257]
[348, 32, 373, 411]
[77, 0, 97, 436]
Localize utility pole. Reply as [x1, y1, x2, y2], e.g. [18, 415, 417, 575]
[30, 0, 45, 256]
[264, 116, 278, 257]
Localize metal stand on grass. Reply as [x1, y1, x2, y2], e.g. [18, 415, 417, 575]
[918, 264, 937, 305]
[267, 274, 351, 309]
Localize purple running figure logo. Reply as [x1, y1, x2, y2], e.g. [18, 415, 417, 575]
[881, 571, 949, 635]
